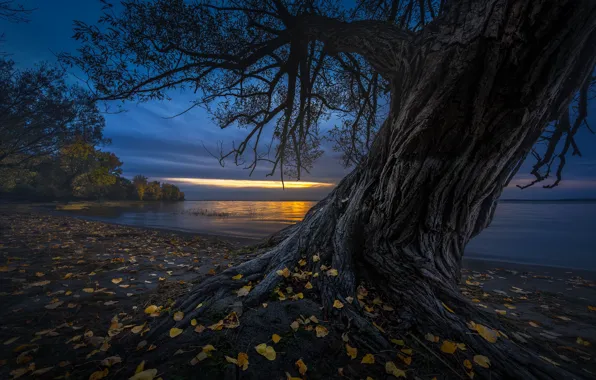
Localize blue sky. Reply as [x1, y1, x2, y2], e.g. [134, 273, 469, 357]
[2, 0, 596, 200]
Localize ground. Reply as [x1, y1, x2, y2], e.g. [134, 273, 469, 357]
[0, 209, 595, 379]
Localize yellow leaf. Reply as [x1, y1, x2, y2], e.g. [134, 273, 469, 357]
[276, 268, 290, 278]
[111, 278, 123, 284]
[255, 343, 276, 360]
[391, 339, 405, 346]
[173, 311, 184, 321]
[194, 325, 205, 333]
[309, 315, 319, 323]
[209, 320, 224, 331]
[504, 303, 516, 309]
[440, 340, 457, 354]
[89, 368, 109, 380]
[333, 300, 344, 309]
[298, 259, 307, 267]
[495, 310, 506, 315]
[361, 353, 375, 364]
[345, 344, 357, 359]
[425, 333, 438, 343]
[35, 272, 44, 277]
[237, 352, 249, 370]
[144, 305, 159, 315]
[272, 334, 281, 343]
[315, 325, 328, 337]
[63, 273, 73, 279]
[225, 356, 237, 365]
[232, 274, 243, 280]
[473, 355, 491, 368]
[400, 348, 412, 355]
[577, 337, 591, 347]
[464, 359, 473, 370]
[191, 319, 197, 326]
[305, 282, 313, 290]
[169, 328, 183, 338]
[373, 322, 386, 333]
[327, 268, 338, 276]
[237, 285, 252, 297]
[399, 354, 412, 366]
[202, 344, 216, 353]
[129, 369, 158, 380]
[82, 288, 94, 293]
[472, 322, 498, 343]
[588, 305, 596, 311]
[295, 359, 307, 375]
[312, 255, 320, 262]
[385, 361, 406, 378]
[286, 372, 302, 380]
[4, 337, 19, 345]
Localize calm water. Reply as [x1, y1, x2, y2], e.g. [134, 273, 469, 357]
[62, 200, 596, 270]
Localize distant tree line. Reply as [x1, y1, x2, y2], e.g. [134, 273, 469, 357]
[0, 58, 184, 202]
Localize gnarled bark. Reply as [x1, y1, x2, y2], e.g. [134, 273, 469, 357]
[148, 1, 596, 379]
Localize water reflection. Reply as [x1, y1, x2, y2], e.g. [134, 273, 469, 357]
[60, 200, 596, 270]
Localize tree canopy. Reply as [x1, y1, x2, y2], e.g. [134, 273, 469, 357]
[62, 0, 595, 188]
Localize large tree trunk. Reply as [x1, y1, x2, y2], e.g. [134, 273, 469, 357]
[152, 1, 596, 378]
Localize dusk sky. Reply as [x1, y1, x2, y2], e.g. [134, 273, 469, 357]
[2, 0, 596, 200]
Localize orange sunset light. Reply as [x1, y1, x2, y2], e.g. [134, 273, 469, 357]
[160, 177, 335, 189]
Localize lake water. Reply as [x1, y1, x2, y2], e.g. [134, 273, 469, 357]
[61, 200, 596, 270]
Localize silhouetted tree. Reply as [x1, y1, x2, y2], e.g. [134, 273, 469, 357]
[63, 1, 596, 377]
[0, 59, 106, 167]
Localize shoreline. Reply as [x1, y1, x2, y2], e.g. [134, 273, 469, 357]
[35, 205, 596, 278]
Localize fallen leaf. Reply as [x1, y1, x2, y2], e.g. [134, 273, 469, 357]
[333, 300, 344, 309]
[361, 353, 375, 364]
[82, 288, 94, 293]
[327, 269, 338, 276]
[296, 359, 307, 375]
[442, 302, 454, 313]
[290, 321, 300, 331]
[4, 337, 19, 345]
[276, 268, 290, 278]
[312, 255, 320, 262]
[237, 285, 252, 297]
[194, 325, 206, 333]
[464, 359, 473, 370]
[129, 369, 157, 380]
[440, 340, 457, 354]
[31, 367, 54, 376]
[255, 343, 276, 361]
[471, 322, 498, 343]
[237, 352, 249, 370]
[101, 356, 122, 367]
[425, 333, 439, 343]
[400, 348, 412, 355]
[272, 334, 281, 343]
[473, 355, 490, 368]
[385, 361, 406, 378]
[144, 305, 159, 315]
[173, 311, 184, 321]
[169, 328, 183, 338]
[346, 344, 357, 359]
[305, 282, 313, 289]
[111, 278, 123, 284]
[89, 368, 109, 380]
[577, 337, 591, 347]
[232, 274, 243, 280]
[315, 325, 328, 337]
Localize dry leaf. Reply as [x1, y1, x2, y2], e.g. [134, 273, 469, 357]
[82, 288, 94, 293]
[232, 274, 243, 280]
[346, 344, 357, 359]
[425, 333, 439, 343]
[237, 352, 249, 370]
[89, 368, 109, 380]
[169, 328, 183, 338]
[272, 334, 281, 343]
[473, 355, 490, 368]
[440, 340, 457, 354]
[173, 311, 184, 321]
[111, 278, 123, 284]
[471, 322, 498, 343]
[129, 369, 157, 380]
[385, 361, 406, 378]
[315, 325, 328, 337]
[4, 337, 19, 345]
[144, 305, 159, 315]
[237, 285, 252, 297]
[361, 354, 375, 364]
[327, 269, 338, 276]
[464, 359, 473, 370]
[333, 300, 344, 309]
[276, 268, 290, 278]
[255, 343, 276, 360]
[296, 359, 307, 375]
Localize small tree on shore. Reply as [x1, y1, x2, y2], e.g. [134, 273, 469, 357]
[63, 1, 596, 378]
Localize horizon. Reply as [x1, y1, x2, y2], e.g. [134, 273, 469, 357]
[1, 0, 595, 201]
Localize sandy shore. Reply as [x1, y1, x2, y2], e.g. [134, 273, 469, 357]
[1, 209, 595, 379]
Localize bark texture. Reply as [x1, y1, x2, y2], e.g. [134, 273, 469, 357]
[153, 1, 596, 378]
